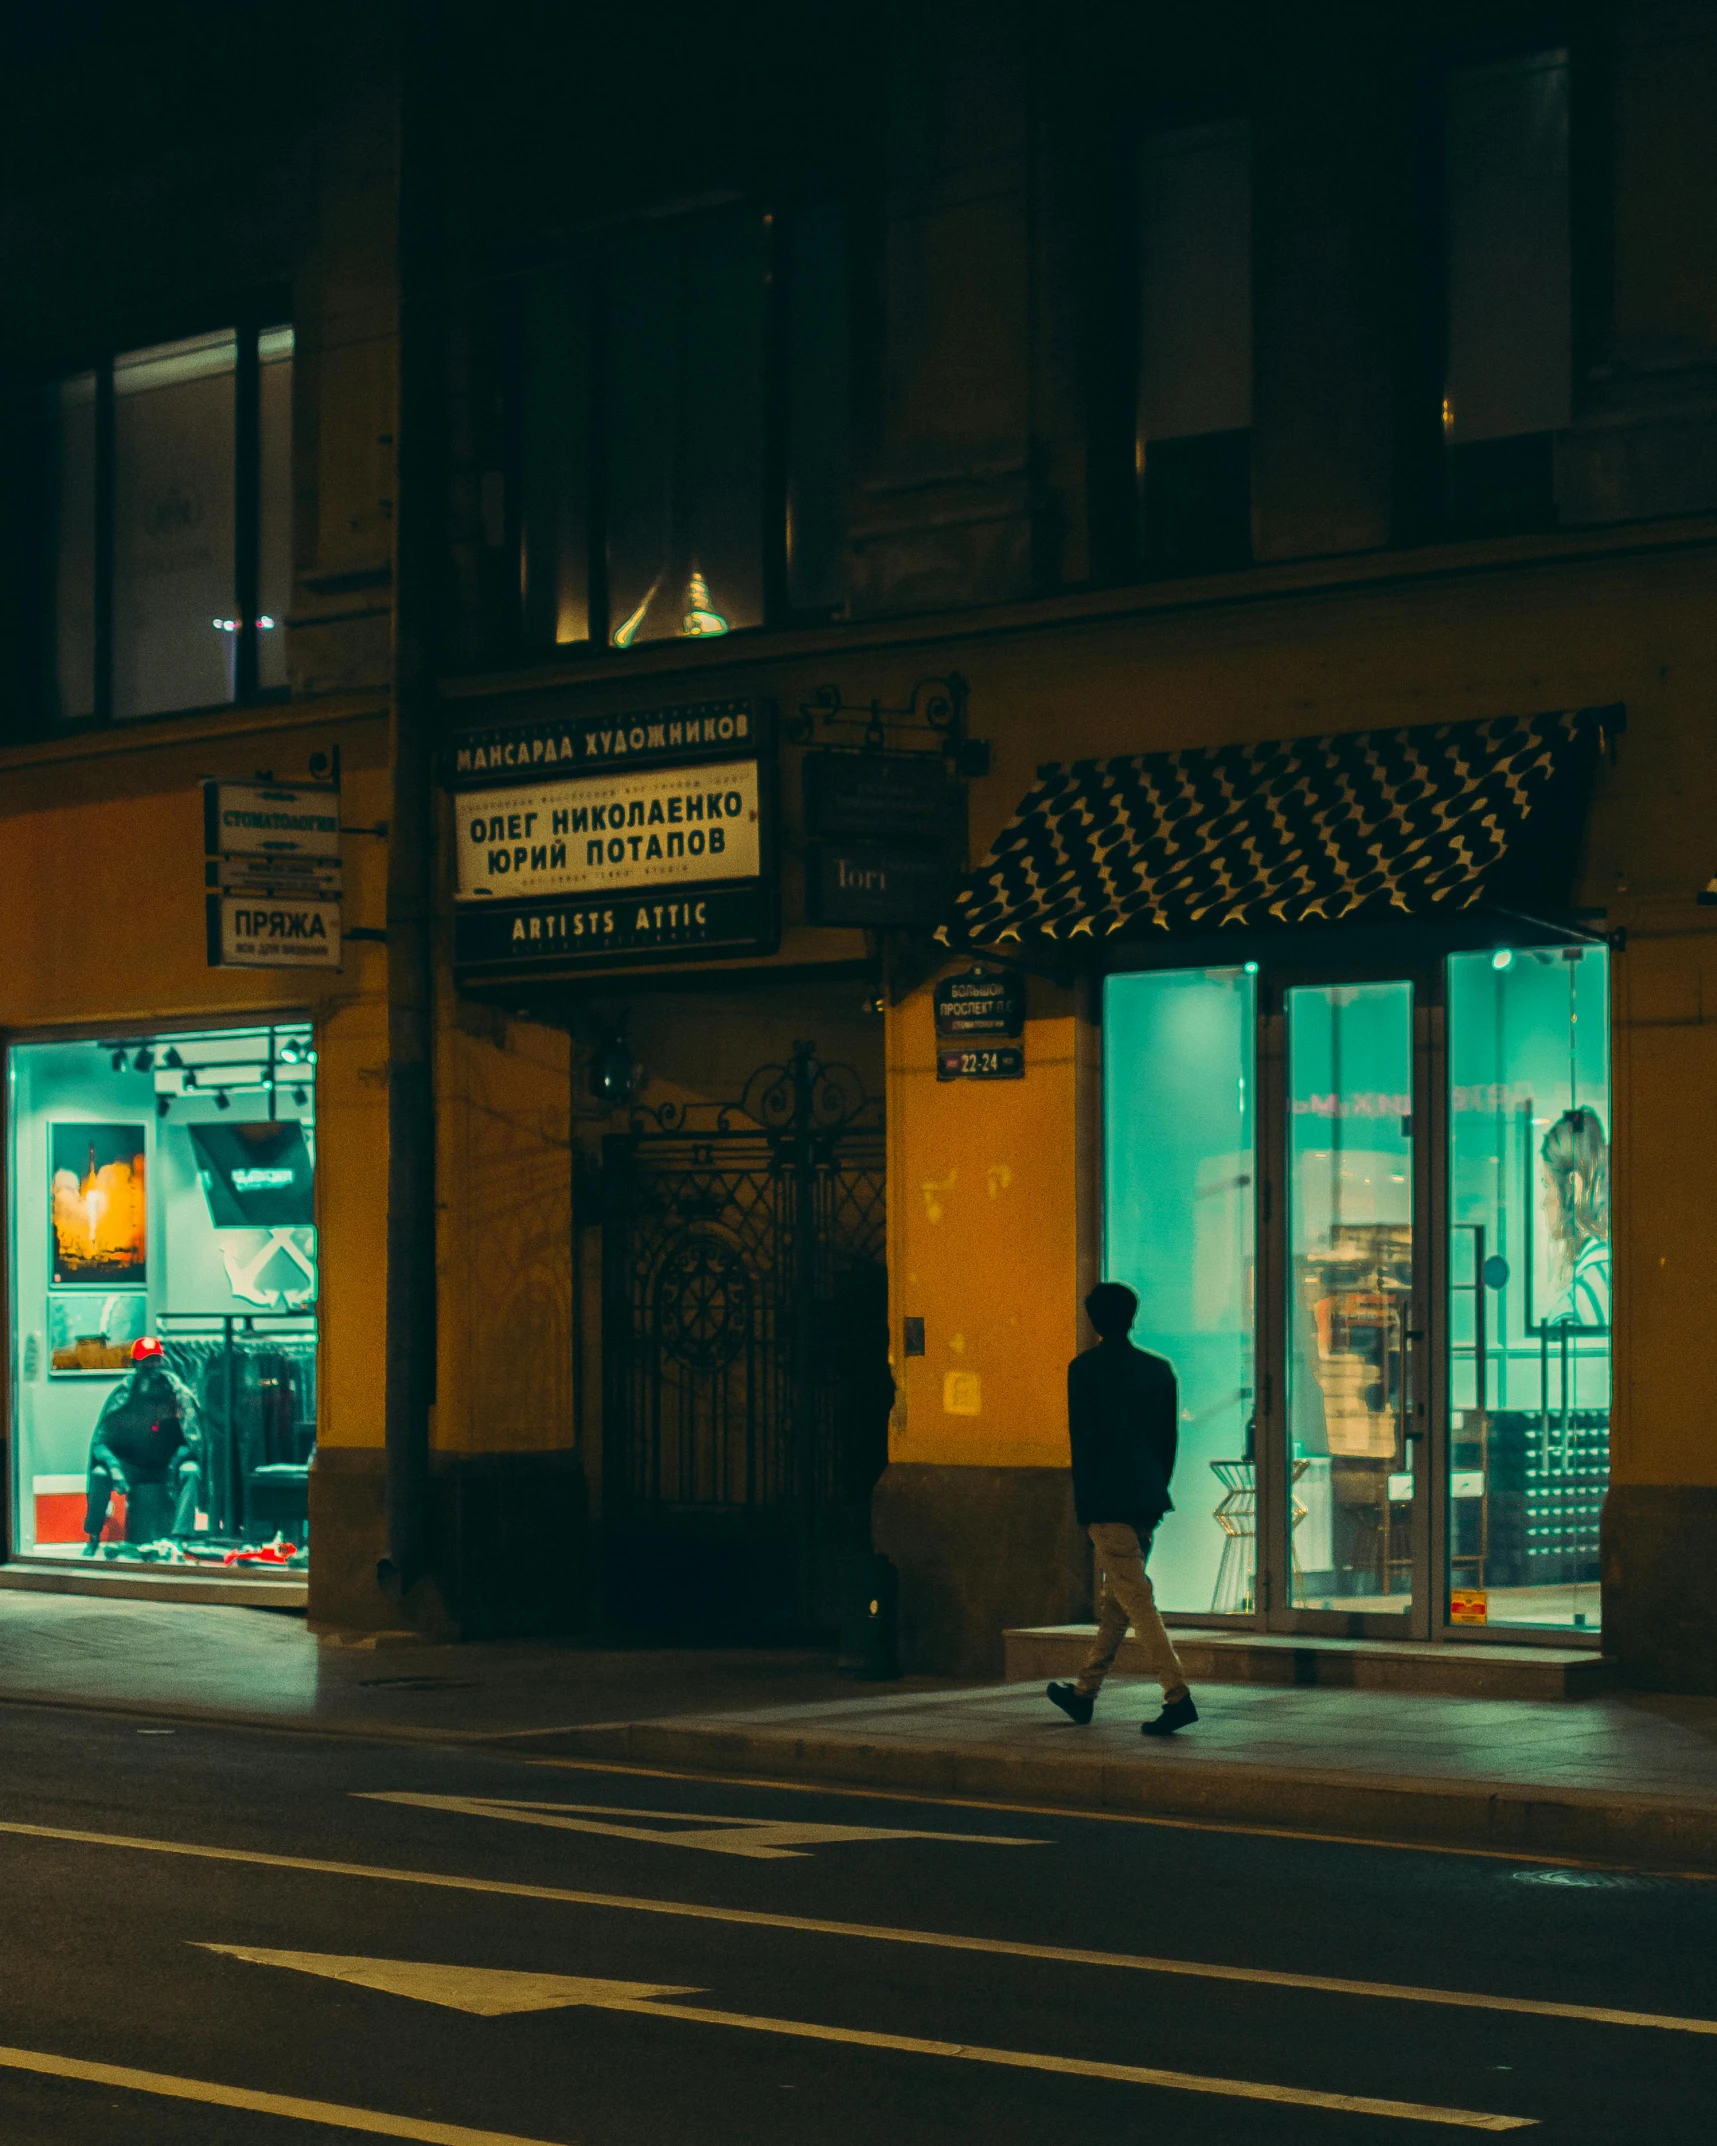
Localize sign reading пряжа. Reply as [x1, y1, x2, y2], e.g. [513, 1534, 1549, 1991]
[207, 895, 343, 970]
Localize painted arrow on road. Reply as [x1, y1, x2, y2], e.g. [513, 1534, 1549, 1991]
[354, 1792, 1047, 1859]
[201, 1946, 1535, 2131]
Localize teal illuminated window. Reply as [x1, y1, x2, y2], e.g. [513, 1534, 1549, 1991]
[1103, 968, 1256, 1614]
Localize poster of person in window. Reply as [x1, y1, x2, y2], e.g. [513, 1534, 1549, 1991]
[50, 1124, 147, 1287]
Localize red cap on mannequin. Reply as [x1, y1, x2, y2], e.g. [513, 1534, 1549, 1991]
[130, 1337, 164, 1363]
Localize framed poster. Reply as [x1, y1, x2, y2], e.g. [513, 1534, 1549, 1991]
[50, 1123, 147, 1287]
[47, 1291, 148, 1375]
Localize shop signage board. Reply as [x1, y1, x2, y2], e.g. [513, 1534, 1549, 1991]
[205, 855, 343, 896]
[207, 894, 343, 970]
[452, 885, 773, 969]
[807, 842, 955, 928]
[204, 775, 345, 970]
[202, 780, 342, 860]
[802, 750, 965, 929]
[446, 695, 777, 973]
[454, 759, 761, 903]
[450, 696, 763, 783]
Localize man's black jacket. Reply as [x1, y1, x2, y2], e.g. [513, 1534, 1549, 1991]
[1067, 1337, 1178, 1530]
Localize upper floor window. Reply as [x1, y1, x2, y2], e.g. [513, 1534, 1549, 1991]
[51, 322, 292, 725]
[1135, 118, 1253, 575]
[515, 200, 848, 655]
[1442, 48, 1571, 533]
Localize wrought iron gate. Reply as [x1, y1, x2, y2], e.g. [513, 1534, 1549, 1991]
[600, 1043, 887, 1638]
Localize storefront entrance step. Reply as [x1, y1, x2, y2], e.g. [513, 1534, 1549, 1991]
[1003, 1625, 1616, 1700]
[0, 1562, 306, 1612]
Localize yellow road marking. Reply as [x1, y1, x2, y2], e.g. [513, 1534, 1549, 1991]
[518, 1751, 1717, 1880]
[355, 1790, 1044, 1858]
[0, 2041, 566, 2144]
[633, 2000, 1534, 2130]
[211, 1942, 1531, 2131]
[0, 1816, 1711, 2038]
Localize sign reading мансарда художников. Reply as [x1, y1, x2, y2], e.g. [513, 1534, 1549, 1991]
[445, 696, 777, 971]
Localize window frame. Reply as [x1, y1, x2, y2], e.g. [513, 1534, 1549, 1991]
[1114, 95, 1257, 584]
[35, 297, 293, 734]
[502, 193, 850, 665]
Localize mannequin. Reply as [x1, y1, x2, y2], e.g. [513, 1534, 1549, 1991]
[83, 1337, 203, 1552]
[1540, 1106, 1611, 1327]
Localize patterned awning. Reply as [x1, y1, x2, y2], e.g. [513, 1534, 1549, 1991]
[938, 706, 1617, 950]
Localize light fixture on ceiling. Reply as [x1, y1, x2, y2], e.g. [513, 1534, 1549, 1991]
[215, 1090, 231, 1111]
[134, 1047, 154, 1071]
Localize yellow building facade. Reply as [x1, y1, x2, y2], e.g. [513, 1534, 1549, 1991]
[3, 2, 1716, 1696]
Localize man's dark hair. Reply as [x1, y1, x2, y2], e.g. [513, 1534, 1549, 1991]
[1085, 1281, 1139, 1338]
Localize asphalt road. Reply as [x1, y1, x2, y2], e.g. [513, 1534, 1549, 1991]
[0, 1701, 1711, 2144]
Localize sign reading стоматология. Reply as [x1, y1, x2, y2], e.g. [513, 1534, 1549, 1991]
[446, 695, 776, 972]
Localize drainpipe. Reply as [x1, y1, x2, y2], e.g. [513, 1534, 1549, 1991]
[380, 0, 444, 1615]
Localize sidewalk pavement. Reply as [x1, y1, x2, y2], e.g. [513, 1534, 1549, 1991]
[1, 1591, 1714, 1873]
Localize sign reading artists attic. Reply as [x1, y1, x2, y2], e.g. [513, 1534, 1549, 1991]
[447, 696, 776, 970]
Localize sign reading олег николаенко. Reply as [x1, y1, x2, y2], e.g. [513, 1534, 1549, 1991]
[445, 695, 775, 971]
[454, 759, 761, 904]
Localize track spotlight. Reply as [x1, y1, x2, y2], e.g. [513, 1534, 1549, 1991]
[110, 1050, 125, 1071]
[163, 1047, 184, 1069]
[157, 1096, 171, 1119]
[293, 1086, 308, 1107]
[215, 1090, 231, 1111]
[134, 1047, 153, 1071]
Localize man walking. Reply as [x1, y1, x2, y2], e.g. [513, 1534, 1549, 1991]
[1048, 1281, 1197, 1736]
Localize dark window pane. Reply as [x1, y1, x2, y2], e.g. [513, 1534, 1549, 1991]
[112, 330, 237, 718]
[1141, 429, 1253, 574]
[258, 324, 294, 689]
[606, 209, 767, 647]
[786, 198, 849, 614]
[521, 267, 591, 647]
[1137, 119, 1252, 571]
[1444, 49, 1571, 445]
[53, 371, 97, 721]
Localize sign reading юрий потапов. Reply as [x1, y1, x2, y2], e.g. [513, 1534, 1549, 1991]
[446, 696, 777, 971]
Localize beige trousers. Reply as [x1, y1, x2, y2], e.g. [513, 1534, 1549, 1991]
[1077, 1522, 1188, 1698]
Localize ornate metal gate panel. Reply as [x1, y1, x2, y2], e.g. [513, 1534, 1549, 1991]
[600, 1044, 886, 1637]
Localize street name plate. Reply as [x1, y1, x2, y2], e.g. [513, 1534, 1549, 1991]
[936, 1043, 1024, 1082]
[934, 965, 1026, 1037]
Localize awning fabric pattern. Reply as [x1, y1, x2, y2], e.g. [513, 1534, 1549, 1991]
[939, 706, 1613, 948]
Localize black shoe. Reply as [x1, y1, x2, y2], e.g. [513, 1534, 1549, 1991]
[1047, 1681, 1094, 1725]
[1141, 1693, 1198, 1737]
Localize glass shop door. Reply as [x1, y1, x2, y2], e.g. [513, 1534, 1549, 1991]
[1258, 972, 1441, 1637]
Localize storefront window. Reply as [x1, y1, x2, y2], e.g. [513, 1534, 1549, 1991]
[1447, 947, 1610, 1631]
[1286, 982, 1416, 1614]
[1103, 967, 1256, 1614]
[8, 1024, 317, 1573]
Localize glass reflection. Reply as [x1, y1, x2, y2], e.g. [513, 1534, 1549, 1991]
[1286, 982, 1415, 1614]
[1103, 968, 1256, 1614]
[1447, 947, 1610, 1631]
